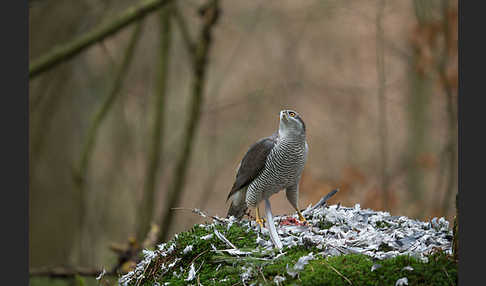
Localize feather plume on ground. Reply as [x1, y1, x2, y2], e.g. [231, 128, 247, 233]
[119, 190, 453, 286]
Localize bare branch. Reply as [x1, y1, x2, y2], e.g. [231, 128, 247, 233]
[74, 20, 144, 186]
[29, 0, 171, 79]
[137, 3, 172, 242]
[173, 3, 195, 57]
[158, 0, 221, 243]
[72, 19, 144, 265]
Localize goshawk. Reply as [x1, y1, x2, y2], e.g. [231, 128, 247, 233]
[226, 109, 308, 227]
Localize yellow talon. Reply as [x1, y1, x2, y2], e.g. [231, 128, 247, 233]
[255, 208, 265, 228]
[298, 213, 306, 222]
[256, 217, 265, 228]
[297, 210, 310, 226]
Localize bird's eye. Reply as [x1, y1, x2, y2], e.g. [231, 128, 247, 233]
[289, 112, 295, 117]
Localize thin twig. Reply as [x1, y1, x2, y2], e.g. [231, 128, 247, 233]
[29, 67, 70, 169]
[29, 0, 171, 79]
[158, 0, 221, 243]
[137, 2, 172, 242]
[29, 71, 58, 113]
[322, 260, 353, 285]
[172, 3, 195, 56]
[170, 207, 225, 223]
[258, 267, 267, 284]
[74, 20, 145, 186]
[442, 266, 453, 286]
[190, 249, 210, 266]
[71, 20, 144, 264]
[135, 260, 152, 286]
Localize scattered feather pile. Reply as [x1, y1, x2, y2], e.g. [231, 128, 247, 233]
[118, 197, 453, 286]
[273, 203, 452, 262]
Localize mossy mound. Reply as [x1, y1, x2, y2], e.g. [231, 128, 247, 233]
[118, 205, 457, 286]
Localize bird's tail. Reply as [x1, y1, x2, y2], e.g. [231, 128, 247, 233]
[227, 188, 247, 219]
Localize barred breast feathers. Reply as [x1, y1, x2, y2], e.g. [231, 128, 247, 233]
[245, 132, 307, 207]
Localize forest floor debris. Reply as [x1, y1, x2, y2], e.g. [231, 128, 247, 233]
[118, 197, 456, 286]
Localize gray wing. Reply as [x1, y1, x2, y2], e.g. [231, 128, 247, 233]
[226, 132, 278, 202]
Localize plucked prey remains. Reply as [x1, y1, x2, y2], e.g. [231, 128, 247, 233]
[226, 110, 308, 228]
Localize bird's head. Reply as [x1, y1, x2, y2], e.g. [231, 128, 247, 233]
[278, 109, 306, 137]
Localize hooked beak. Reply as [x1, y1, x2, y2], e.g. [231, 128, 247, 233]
[280, 111, 288, 122]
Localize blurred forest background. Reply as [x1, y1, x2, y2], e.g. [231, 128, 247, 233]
[29, 0, 457, 282]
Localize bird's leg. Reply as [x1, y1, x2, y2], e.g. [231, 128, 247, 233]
[285, 186, 308, 225]
[294, 207, 310, 226]
[297, 209, 307, 223]
[255, 207, 265, 228]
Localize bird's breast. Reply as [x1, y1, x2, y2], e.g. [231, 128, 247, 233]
[270, 140, 307, 182]
[258, 139, 306, 188]
[245, 137, 307, 207]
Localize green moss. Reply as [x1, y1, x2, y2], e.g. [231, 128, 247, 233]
[128, 222, 457, 286]
[317, 219, 334, 230]
[375, 220, 391, 229]
[138, 222, 261, 285]
[378, 242, 394, 252]
[296, 252, 455, 286]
